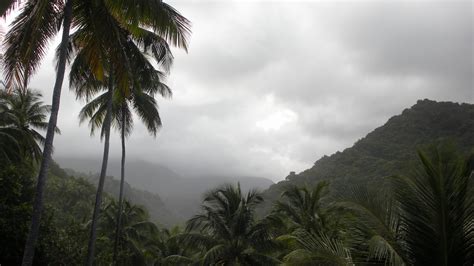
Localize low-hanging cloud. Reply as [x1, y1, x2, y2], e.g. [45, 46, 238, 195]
[2, 0, 472, 181]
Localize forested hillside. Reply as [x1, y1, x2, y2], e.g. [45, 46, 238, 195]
[264, 99, 474, 203]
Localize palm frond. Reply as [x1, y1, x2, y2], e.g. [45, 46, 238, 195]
[105, 0, 191, 51]
[391, 143, 474, 265]
[3, 0, 61, 89]
[286, 229, 353, 266]
[0, 0, 21, 17]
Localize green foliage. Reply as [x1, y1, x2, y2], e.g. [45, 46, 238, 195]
[153, 226, 196, 265]
[268, 181, 353, 265]
[272, 181, 331, 234]
[185, 183, 280, 265]
[282, 230, 352, 266]
[337, 143, 474, 266]
[392, 143, 473, 265]
[0, 89, 58, 162]
[96, 200, 160, 265]
[0, 161, 34, 265]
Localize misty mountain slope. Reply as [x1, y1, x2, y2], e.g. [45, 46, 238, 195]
[57, 158, 274, 221]
[57, 158, 183, 192]
[63, 168, 179, 226]
[263, 99, 474, 203]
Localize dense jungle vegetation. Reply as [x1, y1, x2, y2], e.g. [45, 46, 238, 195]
[0, 90, 473, 265]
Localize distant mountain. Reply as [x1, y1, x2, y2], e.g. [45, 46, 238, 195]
[57, 157, 274, 222]
[56, 158, 182, 191]
[263, 99, 474, 207]
[63, 168, 179, 226]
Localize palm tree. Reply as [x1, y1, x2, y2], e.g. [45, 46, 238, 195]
[3, 1, 74, 264]
[337, 183, 406, 265]
[340, 143, 474, 265]
[97, 199, 160, 265]
[185, 183, 279, 265]
[0, 89, 59, 162]
[77, 80, 169, 264]
[269, 181, 353, 265]
[153, 226, 196, 265]
[64, 1, 190, 264]
[272, 181, 332, 234]
[0, 92, 21, 162]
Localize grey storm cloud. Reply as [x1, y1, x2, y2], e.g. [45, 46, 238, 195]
[2, 0, 472, 181]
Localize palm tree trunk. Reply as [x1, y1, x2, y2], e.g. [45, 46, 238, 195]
[21, 0, 73, 265]
[86, 72, 114, 266]
[113, 103, 126, 265]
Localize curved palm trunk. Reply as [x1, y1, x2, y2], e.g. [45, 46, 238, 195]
[21, 1, 73, 265]
[86, 74, 114, 266]
[113, 103, 126, 265]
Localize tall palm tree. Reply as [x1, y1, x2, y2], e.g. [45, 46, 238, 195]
[3, 1, 74, 264]
[77, 80, 169, 264]
[185, 183, 279, 265]
[65, 2, 189, 264]
[340, 144, 474, 265]
[60, 0, 189, 265]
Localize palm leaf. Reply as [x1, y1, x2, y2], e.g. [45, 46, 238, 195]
[3, 0, 61, 89]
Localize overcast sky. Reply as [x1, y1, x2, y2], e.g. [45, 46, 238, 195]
[1, 0, 473, 181]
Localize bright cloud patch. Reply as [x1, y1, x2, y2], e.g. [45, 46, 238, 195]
[256, 110, 298, 132]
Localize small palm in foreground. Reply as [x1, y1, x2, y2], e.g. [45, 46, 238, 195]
[153, 226, 196, 265]
[270, 181, 352, 265]
[340, 143, 474, 265]
[185, 183, 279, 265]
[273, 181, 333, 234]
[98, 200, 159, 265]
[393, 144, 473, 265]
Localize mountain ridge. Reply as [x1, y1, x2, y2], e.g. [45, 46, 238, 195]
[263, 99, 474, 203]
